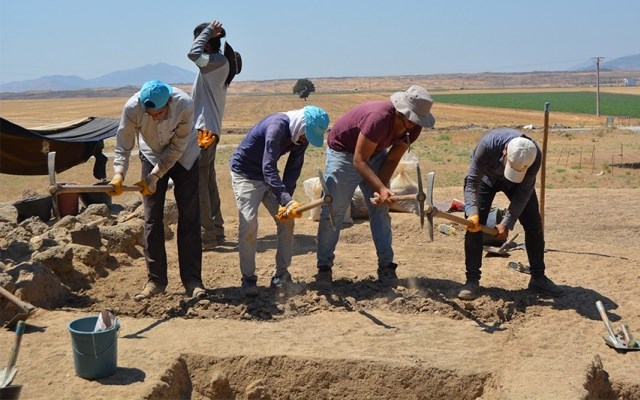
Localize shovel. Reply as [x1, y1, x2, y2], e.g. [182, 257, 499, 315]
[0, 286, 37, 329]
[0, 320, 25, 387]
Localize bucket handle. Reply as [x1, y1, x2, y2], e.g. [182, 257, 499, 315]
[72, 325, 120, 359]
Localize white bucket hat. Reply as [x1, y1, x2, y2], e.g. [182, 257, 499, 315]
[390, 85, 435, 128]
[504, 137, 537, 183]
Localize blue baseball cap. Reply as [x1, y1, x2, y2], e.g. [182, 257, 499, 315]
[303, 106, 329, 147]
[140, 80, 172, 110]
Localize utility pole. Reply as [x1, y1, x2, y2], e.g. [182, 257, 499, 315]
[593, 56, 605, 117]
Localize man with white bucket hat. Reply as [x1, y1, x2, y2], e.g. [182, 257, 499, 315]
[315, 85, 435, 286]
[458, 128, 564, 300]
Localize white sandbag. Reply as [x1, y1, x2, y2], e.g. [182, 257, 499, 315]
[389, 152, 419, 214]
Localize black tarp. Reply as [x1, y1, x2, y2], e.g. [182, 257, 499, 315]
[0, 117, 119, 178]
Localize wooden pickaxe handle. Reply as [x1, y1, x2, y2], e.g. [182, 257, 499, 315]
[49, 184, 142, 194]
[427, 206, 499, 235]
[370, 193, 423, 203]
[294, 197, 329, 214]
[0, 286, 36, 313]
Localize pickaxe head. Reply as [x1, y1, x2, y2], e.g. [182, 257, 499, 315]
[415, 164, 426, 229]
[317, 169, 336, 231]
[425, 171, 435, 242]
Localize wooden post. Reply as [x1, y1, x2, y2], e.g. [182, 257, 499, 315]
[540, 102, 550, 231]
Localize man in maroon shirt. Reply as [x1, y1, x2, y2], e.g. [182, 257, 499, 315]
[316, 86, 435, 285]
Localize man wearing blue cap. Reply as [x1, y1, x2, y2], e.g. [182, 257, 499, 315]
[109, 79, 206, 301]
[229, 106, 329, 296]
[315, 85, 435, 286]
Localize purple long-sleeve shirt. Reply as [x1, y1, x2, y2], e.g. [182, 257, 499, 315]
[464, 128, 541, 230]
[229, 113, 307, 205]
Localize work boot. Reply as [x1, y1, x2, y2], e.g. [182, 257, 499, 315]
[458, 280, 480, 301]
[241, 275, 259, 297]
[528, 275, 564, 297]
[315, 265, 333, 284]
[377, 263, 399, 287]
[134, 281, 165, 302]
[270, 271, 293, 289]
[216, 235, 227, 246]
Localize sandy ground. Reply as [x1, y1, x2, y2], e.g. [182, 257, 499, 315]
[1, 185, 639, 399]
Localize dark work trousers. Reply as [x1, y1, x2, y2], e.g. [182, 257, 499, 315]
[464, 177, 545, 282]
[140, 155, 203, 290]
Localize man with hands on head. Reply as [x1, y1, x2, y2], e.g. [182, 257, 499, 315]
[459, 127, 564, 300]
[109, 79, 206, 301]
[229, 106, 329, 297]
[188, 19, 231, 250]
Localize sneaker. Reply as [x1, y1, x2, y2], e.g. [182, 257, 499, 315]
[216, 235, 226, 246]
[190, 286, 207, 300]
[241, 275, 259, 297]
[315, 266, 333, 283]
[202, 238, 217, 251]
[528, 275, 564, 297]
[134, 281, 165, 301]
[270, 271, 293, 289]
[377, 263, 399, 286]
[458, 280, 480, 301]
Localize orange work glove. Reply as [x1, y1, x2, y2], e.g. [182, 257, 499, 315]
[107, 173, 124, 196]
[466, 214, 481, 233]
[198, 130, 219, 149]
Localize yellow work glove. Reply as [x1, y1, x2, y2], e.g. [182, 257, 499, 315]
[275, 205, 290, 222]
[198, 130, 219, 149]
[107, 173, 124, 196]
[466, 214, 481, 233]
[284, 200, 302, 219]
[134, 174, 160, 196]
[275, 200, 302, 222]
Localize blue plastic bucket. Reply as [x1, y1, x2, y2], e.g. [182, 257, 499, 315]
[68, 316, 120, 379]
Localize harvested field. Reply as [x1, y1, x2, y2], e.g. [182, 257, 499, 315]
[1, 84, 639, 399]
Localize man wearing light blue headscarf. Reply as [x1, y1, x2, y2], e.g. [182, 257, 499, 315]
[229, 106, 329, 297]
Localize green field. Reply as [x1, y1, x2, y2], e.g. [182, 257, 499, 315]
[433, 92, 640, 118]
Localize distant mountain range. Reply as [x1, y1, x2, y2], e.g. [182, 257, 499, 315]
[1, 54, 639, 93]
[569, 53, 640, 71]
[0, 63, 196, 93]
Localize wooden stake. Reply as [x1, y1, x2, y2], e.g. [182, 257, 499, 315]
[540, 102, 550, 231]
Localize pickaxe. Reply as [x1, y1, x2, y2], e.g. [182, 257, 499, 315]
[284, 169, 336, 230]
[371, 164, 427, 229]
[423, 171, 498, 241]
[47, 151, 141, 218]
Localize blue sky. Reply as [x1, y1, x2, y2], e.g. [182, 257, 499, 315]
[0, 0, 637, 85]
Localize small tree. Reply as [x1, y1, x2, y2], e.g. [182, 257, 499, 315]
[293, 78, 315, 101]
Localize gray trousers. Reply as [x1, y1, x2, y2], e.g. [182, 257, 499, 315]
[199, 142, 224, 240]
[230, 171, 294, 279]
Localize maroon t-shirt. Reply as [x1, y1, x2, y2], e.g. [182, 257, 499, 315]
[327, 100, 421, 155]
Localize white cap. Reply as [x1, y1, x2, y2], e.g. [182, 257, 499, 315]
[504, 137, 537, 183]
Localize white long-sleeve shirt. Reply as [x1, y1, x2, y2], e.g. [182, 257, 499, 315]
[113, 87, 199, 179]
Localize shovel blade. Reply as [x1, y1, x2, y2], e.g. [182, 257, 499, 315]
[0, 367, 17, 388]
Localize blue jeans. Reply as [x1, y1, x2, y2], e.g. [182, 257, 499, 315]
[140, 155, 202, 290]
[464, 176, 546, 281]
[230, 171, 295, 279]
[317, 147, 393, 269]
